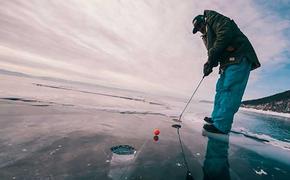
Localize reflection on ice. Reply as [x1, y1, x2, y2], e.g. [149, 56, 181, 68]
[203, 135, 230, 180]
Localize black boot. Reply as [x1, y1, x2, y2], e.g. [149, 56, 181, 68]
[203, 124, 227, 134]
[204, 117, 213, 124]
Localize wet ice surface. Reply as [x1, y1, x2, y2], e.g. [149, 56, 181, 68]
[0, 75, 290, 180]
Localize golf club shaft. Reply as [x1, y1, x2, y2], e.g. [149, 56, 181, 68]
[178, 76, 205, 121]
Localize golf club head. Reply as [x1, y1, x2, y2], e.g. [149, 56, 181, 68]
[172, 118, 182, 122]
[172, 124, 182, 129]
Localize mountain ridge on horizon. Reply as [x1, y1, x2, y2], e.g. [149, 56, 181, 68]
[241, 90, 290, 113]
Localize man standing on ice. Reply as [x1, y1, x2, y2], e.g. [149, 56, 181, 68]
[192, 10, 261, 134]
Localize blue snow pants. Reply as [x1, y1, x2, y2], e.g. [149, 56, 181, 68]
[212, 57, 251, 133]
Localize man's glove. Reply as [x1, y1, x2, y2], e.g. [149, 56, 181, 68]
[203, 62, 213, 77]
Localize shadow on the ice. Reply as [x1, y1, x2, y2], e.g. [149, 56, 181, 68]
[203, 135, 230, 180]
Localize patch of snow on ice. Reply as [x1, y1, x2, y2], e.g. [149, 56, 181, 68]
[240, 107, 290, 118]
[232, 128, 290, 151]
[254, 169, 268, 175]
[176, 162, 182, 167]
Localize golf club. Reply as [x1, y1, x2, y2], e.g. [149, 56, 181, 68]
[171, 76, 205, 180]
[173, 75, 205, 122]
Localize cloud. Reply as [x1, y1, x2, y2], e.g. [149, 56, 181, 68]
[0, 0, 289, 99]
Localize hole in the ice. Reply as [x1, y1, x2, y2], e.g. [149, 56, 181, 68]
[110, 145, 136, 155]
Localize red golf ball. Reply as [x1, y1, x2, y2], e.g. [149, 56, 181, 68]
[154, 129, 160, 136]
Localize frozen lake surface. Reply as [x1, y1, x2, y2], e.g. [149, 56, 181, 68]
[0, 74, 289, 180]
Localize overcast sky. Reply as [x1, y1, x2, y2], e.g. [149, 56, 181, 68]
[0, 0, 289, 100]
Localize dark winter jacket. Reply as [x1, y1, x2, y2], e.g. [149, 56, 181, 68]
[201, 10, 261, 71]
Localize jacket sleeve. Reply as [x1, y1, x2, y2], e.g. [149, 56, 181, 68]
[201, 34, 208, 49]
[208, 17, 234, 67]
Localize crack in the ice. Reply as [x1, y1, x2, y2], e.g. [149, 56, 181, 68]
[0, 97, 73, 107]
[33, 83, 166, 107]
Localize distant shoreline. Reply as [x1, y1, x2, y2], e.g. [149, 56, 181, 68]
[240, 107, 290, 118]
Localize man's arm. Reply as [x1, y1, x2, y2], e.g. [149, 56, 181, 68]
[205, 11, 234, 67]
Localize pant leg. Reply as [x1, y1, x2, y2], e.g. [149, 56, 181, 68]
[212, 58, 251, 133]
[211, 74, 225, 118]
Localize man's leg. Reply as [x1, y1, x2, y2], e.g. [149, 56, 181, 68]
[212, 58, 251, 133]
[211, 74, 225, 119]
